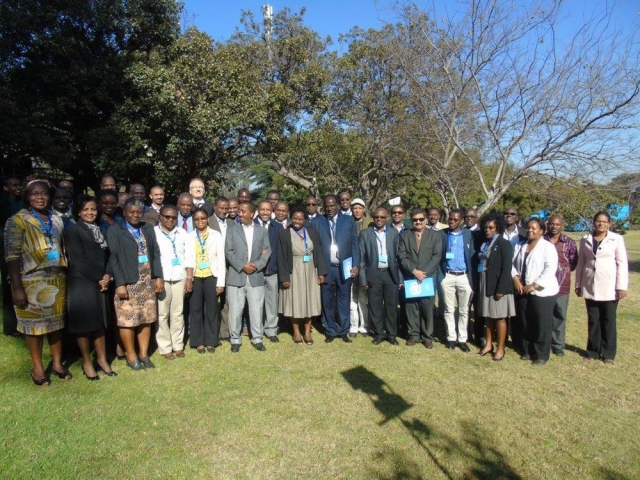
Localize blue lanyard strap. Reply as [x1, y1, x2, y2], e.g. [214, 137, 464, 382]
[196, 230, 207, 256]
[294, 227, 309, 253]
[375, 226, 386, 249]
[30, 209, 54, 248]
[161, 229, 178, 257]
[125, 221, 145, 254]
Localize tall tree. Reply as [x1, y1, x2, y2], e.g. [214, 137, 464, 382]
[395, 0, 640, 214]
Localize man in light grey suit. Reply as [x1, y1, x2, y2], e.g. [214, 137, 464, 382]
[225, 201, 271, 352]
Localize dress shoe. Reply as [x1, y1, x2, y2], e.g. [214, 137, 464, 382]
[358, 329, 368, 337]
[94, 362, 118, 376]
[82, 367, 100, 381]
[162, 352, 176, 360]
[445, 341, 457, 349]
[341, 334, 353, 343]
[252, 342, 266, 351]
[372, 336, 385, 345]
[127, 359, 145, 370]
[603, 358, 615, 365]
[388, 338, 399, 346]
[422, 340, 433, 349]
[458, 342, 471, 353]
[531, 359, 547, 366]
[348, 332, 357, 338]
[406, 339, 417, 346]
[520, 354, 531, 361]
[139, 357, 155, 368]
[325, 336, 336, 343]
[174, 350, 185, 358]
[230, 344, 241, 353]
[206, 346, 216, 353]
[552, 349, 564, 357]
[196, 346, 206, 354]
[267, 335, 280, 343]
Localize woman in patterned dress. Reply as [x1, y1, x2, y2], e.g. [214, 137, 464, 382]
[107, 198, 163, 370]
[277, 207, 327, 344]
[4, 180, 70, 386]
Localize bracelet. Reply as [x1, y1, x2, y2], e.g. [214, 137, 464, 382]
[186, 277, 194, 280]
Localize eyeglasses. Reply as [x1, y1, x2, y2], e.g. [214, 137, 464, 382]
[412, 217, 426, 223]
[503, 212, 517, 216]
[373, 216, 387, 219]
[161, 215, 178, 220]
[306, 203, 317, 206]
[392, 211, 403, 215]
[29, 192, 49, 198]
[190, 185, 204, 190]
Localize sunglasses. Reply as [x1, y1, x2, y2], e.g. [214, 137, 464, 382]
[306, 203, 317, 206]
[392, 211, 403, 215]
[161, 215, 178, 220]
[412, 217, 426, 222]
[373, 216, 387, 219]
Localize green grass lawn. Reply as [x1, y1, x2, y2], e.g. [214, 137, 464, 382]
[1, 232, 639, 479]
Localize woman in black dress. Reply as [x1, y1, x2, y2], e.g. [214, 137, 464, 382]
[64, 195, 117, 380]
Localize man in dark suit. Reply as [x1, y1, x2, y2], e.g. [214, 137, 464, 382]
[438, 208, 476, 352]
[359, 207, 402, 345]
[315, 195, 360, 343]
[398, 208, 442, 348]
[225, 201, 271, 352]
[177, 193, 194, 233]
[208, 196, 232, 340]
[189, 178, 214, 216]
[502, 207, 527, 247]
[255, 200, 284, 342]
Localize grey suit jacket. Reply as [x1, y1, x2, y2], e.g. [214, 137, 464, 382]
[398, 229, 442, 280]
[359, 225, 402, 286]
[225, 222, 271, 287]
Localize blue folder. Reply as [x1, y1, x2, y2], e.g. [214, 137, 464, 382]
[404, 277, 435, 298]
[342, 257, 353, 280]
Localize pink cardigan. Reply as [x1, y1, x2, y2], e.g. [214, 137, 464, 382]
[575, 231, 628, 301]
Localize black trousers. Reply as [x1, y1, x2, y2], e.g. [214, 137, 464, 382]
[585, 299, 618, 360]
[189, 276, 219, 347]
[515, 294, 557, 361]
[367, 269, 399, 339]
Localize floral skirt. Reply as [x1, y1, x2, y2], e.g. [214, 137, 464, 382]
[114, 262, 157, 328]
[15, 267, 66, 335]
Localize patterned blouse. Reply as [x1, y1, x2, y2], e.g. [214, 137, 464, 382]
[3, 209, 66, 275]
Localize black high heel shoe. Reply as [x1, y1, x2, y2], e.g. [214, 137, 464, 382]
[94, 361, 118, 377]
[82, 367, 100, 381]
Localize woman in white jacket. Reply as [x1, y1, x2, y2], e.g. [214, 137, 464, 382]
[575, 211, 628, 364]
[184, 208, 226, 354]
[512, 218, 559, 365]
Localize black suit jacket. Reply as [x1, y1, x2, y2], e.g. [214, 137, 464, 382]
[255, 218, 284, 276]
[64, 222, 110, 281]
[277, 226, 327, 283]
[483, 237, 514, 296]
[192, 200, 214, 217]
[359, 225, 402, 286]
[107, 221, 162, 287]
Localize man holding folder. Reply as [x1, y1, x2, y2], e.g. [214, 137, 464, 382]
[398, 208, 443, 348]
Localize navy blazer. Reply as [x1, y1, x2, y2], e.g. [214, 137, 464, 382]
[107, 221, 162, 287]
[254, 217, 284, 276]
[439, 228, 476, 287]
[314, 212, 360, 277]
[359, 225, 402, 286]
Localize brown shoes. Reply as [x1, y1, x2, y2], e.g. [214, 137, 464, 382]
[162, 352, 175, 360]
[406, 339, 417, 346]
[422, 340, 433, 349]
[174, 350, 185, 358]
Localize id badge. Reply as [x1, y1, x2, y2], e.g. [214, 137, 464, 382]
[477, 264, 484, 273]
[45, 250, 60, 261]
[171, 258, 181, 266]
[379, 255, 388, 263]
[446, 252, 454, 259]
[330, 244, 338, 253]
[138, 255, 149, 264]
[303, 255, 311, 263]
[198, 261, 210, 269]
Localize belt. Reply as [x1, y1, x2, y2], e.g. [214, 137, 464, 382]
[331, 264, 340, 267]
[377, 268, 388, 272]
[447, 270, 466, 276]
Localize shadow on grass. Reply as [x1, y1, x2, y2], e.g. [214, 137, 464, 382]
[565, 343, 588, 357]
[627, 260, 640, 274]
[342, 366, 522, 480]
[598, 467, 631, 480]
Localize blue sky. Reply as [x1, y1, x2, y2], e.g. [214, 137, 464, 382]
[182, 0, 639, 47]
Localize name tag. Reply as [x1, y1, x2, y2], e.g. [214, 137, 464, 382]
[477, 264, 484, 273]
[379, 255, 388, 263]
[303, 255, 311, 263]
[446, 252, 454, 259]
[171, 258, 181, 266]
[198, 261, 210, 269]
[330, 244, 338, 253]
[138, 255, 149, 264]
[45, 250, 60, 261]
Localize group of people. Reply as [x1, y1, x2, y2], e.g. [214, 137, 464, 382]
[1, 174, 629, 386]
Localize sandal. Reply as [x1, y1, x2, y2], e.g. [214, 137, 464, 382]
[31, 372, 51, 387]
[52, 368, 73, 380]
[304, 336, 314, 345]
[196, 346, 207, 354]
[293, 336, 303, 344]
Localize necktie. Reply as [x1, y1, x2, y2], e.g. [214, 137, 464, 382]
[182, 216, 188, 231]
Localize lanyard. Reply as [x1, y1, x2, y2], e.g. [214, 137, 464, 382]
[196, 230, 207, 256]
[31, 209, 54, 248]
[375, 226, 386, 253]
[125, 221, 145, 254]
[294, 227, 309, 254]
[161, 228, 178, 258]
